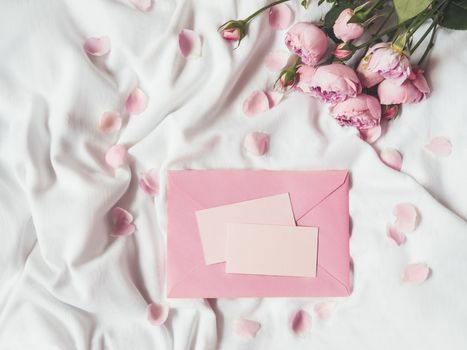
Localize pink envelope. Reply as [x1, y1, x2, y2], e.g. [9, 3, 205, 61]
[167, 169, 351, 298]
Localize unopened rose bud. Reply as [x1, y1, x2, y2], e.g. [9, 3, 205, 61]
[334, 43, 356, 61]
[279, 69, 299, 88]
[382, 104, 400, 120]
[219, 20, 246, 43]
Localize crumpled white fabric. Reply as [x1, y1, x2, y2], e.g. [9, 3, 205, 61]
[0, 0, 467, 349]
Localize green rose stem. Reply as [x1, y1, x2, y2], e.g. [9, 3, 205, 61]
[244, 0, 291, 23]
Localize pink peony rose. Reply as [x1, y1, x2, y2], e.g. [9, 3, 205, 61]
[333, 9, 364, 42]
[329, 94, 381, 129]
[285, 22, 328, 65]
[366, 43, 412, 85]
[308, 63, 361, 103]
[356, 57, 384, 88]
[378, 69, 430, 104]
[295, 65, 317, 93]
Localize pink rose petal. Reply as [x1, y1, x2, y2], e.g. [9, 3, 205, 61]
[387, 225, 406, 246]
[105, 144, 128, 168]
[269, 4, 294, 30]
[233, 319, 261, 339]
[147, 302, 169, 326]
[314, 302, 336, 321]
[359, 125, 381, 144]
[393, 203, 418, 233]
[178, 29, 202, 59]
[130, 0, 152, 11]
[110, 207, 135, 236]
[243, 90, 270, 117]
[265, 90, 283, 108]
[125, 88, 148, 115]
[380, 148, 403, 171]
[264, 51, 290, 72]
[402, 263, 430, 283]
[243, 132, 269, 156]
[425, 137, 452, 157]
[290, 309, 311, 337]
[83, 36, 110, 56]
[139, 168, 159, 196]
[99, 112, 122, 134]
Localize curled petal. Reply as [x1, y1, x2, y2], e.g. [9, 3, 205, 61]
[425, 137, 452, 157]
[314, 301, 336, 320]
[265, 90, 283, 108]
[380, 148, 403, 171]
[243, 90, 270, 117]
[233, 319, 261, 339]
[105, 144, 128, 168]
[84, 36, 110, 56]
[243, 132, 269, 156]
[290, 309, 311, 337]
[147, 302, 169, 326]
[110, 207, 135, 236]
[139, 169, 159, 196]
[125, 88, 148, 115]
[178, 29, 202, 59]
[359, 125, 381, 144]
[269, 4, 294, 30]
[264, 51, 290, 72]
[99, 112, 122, 134]
[393, 203, 418, 233]
[130, 0, 152, 11]
[402, 263, 430, 283]
[387, 225, 406, 246]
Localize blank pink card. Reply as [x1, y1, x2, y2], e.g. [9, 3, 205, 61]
[225, 223, 318, 278]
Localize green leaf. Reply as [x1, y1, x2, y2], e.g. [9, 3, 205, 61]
[301, 0, 310, 9]
[393, 0, 432, 22]
[440, 0, 467, 30]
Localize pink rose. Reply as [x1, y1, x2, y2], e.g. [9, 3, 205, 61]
[356, 57, 384, 88]
[330, 94, 381, 129]
[333, 9, 364, 42]
[378, 69, 430, 104]
[285, 22, 328, 65]
[366, 43, 412, 85]
[295, 65, 317, 93]
[308, 63, 361, 103]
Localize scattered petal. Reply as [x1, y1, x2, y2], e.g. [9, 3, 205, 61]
[402, 263, 430, 284]
[314, 302, 336, 320]
[269, 4, 294, 30]
[265, 90, 283, 108]
[178, 29, 202, 59]
[290, 309, 311, 337]
[387, 225, 406, 246]
[393, 203, 418, 233]
[99, 112, 122, 134]
[264, 51, 290, 72]
[243, 132, 269, 156]
[147, 302, 169, 326]
[243, 90, 270, 117]
[130, 0, 152, 11]
[83, 36, 110, 56]
[359, 125, 381, 144]
[139, 169, 159, 196]
[425, 137, 452, 157]
[125, 88, 148, 115]
[105, 144, 128, 168]
[380, 148, 403, 171]
[233, 319, 261, 339]
[110, 207, 135, 236]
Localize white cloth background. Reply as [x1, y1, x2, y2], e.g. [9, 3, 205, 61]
[1, 0, 467, 349]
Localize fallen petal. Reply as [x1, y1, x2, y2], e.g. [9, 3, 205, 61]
[125, 88, 148, 115]
[110, 207, 135, 236]
[83, 36, 110, 56]
[387, 225, 406, 246]
[243, 90, 270, 117]
[402, 263, 430, 283]
[359, 125, 381, 144]
[139, 168, 159, 196]
[269, 4, 294, 30]
[265, 90, 283, 108]
[99, 112, 122, 134]
[105, 144, 128, 168]
[233, 319, 261, 339]
[147, 302, 169, 326]
[425, 137, 452, 157]
[130, 0, 152, 11]
[314, 302, 336, 320]
[290, 309, 311, 337]
[264, 51, 290, 72]
[380, 148, 403, 171]
[393, 203, 418, 233]
[178, 29, 202, 59]
[243, 132, 269, 156]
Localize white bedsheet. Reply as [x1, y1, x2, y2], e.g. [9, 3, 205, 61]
[1, 0, 467, 349]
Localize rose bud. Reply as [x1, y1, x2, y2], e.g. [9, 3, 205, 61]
[356, 56, 384, 88]
[382, 104, 400, 120]
[329, 94, 381, 129]
[334, 42, 356, 61]
[278, 69, 299, 89]
[308, 63, 361, 103]
[285, 22, 329, 66]
[378, 69, 430, 105]
[333, 8, 365, 42]
[366, 42, 412, 85]
[219, 20, 246, 42]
